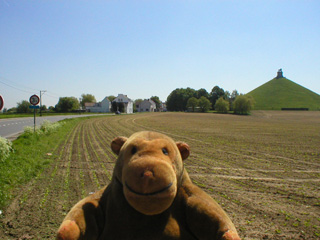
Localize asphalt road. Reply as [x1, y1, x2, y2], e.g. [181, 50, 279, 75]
[0, 114, 108, 140]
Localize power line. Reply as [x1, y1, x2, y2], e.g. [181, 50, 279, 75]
[0, 75, 89, 107]
[0, 79, 35, 94]
[46, 90, 61, 98]
[0, 76, 61, 100]
[45, 93, 60, 99]
[0, 75, 40, 92]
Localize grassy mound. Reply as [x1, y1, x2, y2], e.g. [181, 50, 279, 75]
[247, 78, 320, 110]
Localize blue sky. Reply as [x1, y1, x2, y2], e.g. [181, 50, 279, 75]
[1, 0, 319, 109]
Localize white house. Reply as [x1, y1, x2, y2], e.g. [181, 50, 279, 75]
[138, 99, 156, 112]
[160, 102, 167, 112]
[85, 97, 111, 113]
[113, 94, 133, 114]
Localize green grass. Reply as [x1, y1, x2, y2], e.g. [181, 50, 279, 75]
[247, 78, 320, 110]
[0, 117, 90, 209]
[0, 112, 109, 119]
[0, 113, 36, 119]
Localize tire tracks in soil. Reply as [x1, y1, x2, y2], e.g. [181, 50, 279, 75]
[114, 113, 320, 240]
[129, 114, 320, 179]
[2, 114, 319, 240]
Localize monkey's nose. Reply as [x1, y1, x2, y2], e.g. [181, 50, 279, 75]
[140, 170, 154, 178]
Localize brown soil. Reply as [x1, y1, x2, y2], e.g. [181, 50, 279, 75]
[1, 111, 319, 239]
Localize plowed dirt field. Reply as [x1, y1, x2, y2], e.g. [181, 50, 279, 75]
[1, 111, 319, 239]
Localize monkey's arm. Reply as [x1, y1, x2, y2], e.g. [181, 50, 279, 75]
[56, 187, 106, 240]
[182, 174, 240, 240]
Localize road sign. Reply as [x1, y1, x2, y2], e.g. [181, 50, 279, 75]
[29, 105, 40, 109]
[0, 95, 3, 111]
[29, 94, 40, 106]
[29, 95, 40, 133]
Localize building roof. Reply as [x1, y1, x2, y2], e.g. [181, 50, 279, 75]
[113, 94, 133, 103]
[146, 99, 156, 106]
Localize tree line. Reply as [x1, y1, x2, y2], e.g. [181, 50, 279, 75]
[5, 94, 96, 114]
[166, 86, 254, 114]
[5, 87, 253, 115]
[7, 94, 163, 114]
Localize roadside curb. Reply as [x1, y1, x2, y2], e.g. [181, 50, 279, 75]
[5, 132, 23, 141]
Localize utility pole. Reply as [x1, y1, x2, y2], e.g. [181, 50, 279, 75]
[79, 97, 82, 114]
[40, 90, 47, 116]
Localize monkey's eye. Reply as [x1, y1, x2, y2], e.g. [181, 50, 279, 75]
[131, 146, 137, 155]
[162, 148, 168, 155]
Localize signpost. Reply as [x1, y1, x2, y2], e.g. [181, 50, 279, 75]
[0, 95, 4, 111]
[29, 105, 40, 109]
[29, 94, 40, 133]
[29, 94, 40, 106]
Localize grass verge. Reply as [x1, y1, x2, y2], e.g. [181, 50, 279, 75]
[0, 112, 109, 119]
[0, 117, 91, 209]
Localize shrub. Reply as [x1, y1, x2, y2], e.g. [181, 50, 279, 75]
[198, 96, 211, 112]
[233, 95, 255, 115]
[23, 120, 63, 136]
[40, 120, 63, 134]
[215, 97, 230, 113]
[0, 137, 13, 162]
[186, 97, 199, 112]
[23, 126, 42, 136]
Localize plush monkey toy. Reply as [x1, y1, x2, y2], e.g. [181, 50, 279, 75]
[57, 131, 241, 240]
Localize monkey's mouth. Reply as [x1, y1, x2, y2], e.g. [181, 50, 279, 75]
[125, 182, 173, 196]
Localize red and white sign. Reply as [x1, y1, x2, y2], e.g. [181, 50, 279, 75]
[29, 94, 40, 106]
[0, 95, 4, 111]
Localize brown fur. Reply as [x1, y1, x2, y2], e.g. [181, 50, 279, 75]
[57, 131, 241, 240]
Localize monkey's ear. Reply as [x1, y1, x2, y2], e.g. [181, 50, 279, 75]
[111, 136, 128, 155]
[176, 142, 190, 160]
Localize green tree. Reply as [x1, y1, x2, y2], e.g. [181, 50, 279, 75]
[214, 97, 230, 113]
[134, 99, 143, 106]
[233, 95, 255, 115]
[224, 91, 230, 100]
[150, 96, 161, 110]
[40, 105, 47, 111]
[210, 86, 225, 109]
[231, 90, 239, 100]
[229, 90, 239, 110]
[80, 94, 96, 107]
[108, 95, 116, 102]
[186, 97, 199, 112]
[196, 88, 209, 99]
[55, 97, 80, 112]
[166, 88, 197, 111]
[198, 96, 211, 112]
[7, 107, 17, 113]
[16, 100, 32, 113]
[134, 99, 143, 112]
[48, 106, 55, 112]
